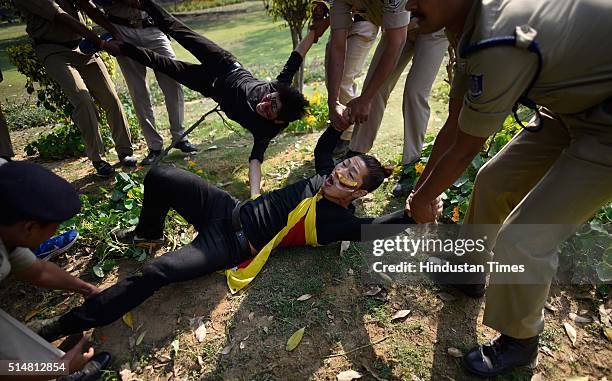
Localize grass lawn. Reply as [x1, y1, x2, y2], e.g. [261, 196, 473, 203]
[0, 5, 610, 381]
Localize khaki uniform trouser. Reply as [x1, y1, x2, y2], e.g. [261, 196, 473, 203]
[113, 24, 185, 151]
[0, 102, 14, 158]
[325, 21, 379, 141]
[464, 102, 612, 338]
[40, 48, 133, 162]
[349, 30, 448, 164]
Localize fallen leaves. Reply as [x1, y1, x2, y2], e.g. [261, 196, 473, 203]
[604, 327, 612, 342]
[569, 312, 592, 324]
[564, 322, 577, 346]
[286, 327, 305, 351]
[539, 345, 554, 358]
[136, 330, 147, 346]
[297, 294, 313, 301]
[364, 285, 382, 296]
[220, 344, 232, 355]
[391, 310, 411, 321]
[531, 373, 544, 381]
[339, 241, 350, 256]
[122, 311, 134, 329]
[337, 370, 363, 381]
[195, 323, 207, 343]
[24, 308, 39, 322]
[447, 347, 463, 358]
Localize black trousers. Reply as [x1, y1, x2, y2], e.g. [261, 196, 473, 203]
[57, 166, 251, 334]
[120, 0, 238, 96]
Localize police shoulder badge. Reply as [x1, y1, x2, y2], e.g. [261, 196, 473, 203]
[469, 74, 484, 99]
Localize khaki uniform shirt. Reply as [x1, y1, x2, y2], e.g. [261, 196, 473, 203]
[102, 0, 145, 21]
[330, 0, 410, 30]
[450, 0, 612, 137]
[15, 0, 84, 58]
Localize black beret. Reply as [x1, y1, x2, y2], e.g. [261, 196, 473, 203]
[0, 161, 81, 225]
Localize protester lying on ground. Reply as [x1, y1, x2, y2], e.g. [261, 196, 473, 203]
[104, 0, 329, 197]
[0, 159, 110, 381]
[29, 125, 424, 342]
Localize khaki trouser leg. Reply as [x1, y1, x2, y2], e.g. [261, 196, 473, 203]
[42, 52, 105, 162]
[401, 31, 447, 164]
[325, 21, 379, 141]
[476, 105, 612, 339]
[79, 55, 133, 157]
[0, 103, 14, 158]
[349, 32, 414, 153]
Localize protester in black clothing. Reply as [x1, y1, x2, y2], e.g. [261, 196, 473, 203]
[105, 0, 329, 197]
[29, 126, 418, 341]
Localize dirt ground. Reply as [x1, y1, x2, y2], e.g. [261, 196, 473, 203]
[1, 117, 610, 381]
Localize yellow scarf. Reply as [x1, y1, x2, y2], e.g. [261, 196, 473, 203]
[225, 191, 323, 294]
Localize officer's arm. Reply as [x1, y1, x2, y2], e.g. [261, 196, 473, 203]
[358, 25, 407, 103]
[414, 97, 463, 191]
[410, 130, 486, 221]
[248, 159, 262, 198]
[53, 11, 105, 47]
[75, 0, 122, 40]
[327, 27, 348, 110]
[15, 260, 100, 298]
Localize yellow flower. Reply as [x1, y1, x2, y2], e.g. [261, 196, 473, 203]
[451, 206, 460, 222]
[311, 92, 322, 105]
[305, 114, 317, 125]
[187, 160, 196, 168]
[196, 169, 203, 174]
[415, 162, 425, 175]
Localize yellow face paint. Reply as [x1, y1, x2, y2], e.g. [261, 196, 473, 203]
[337, 172, 358, 188]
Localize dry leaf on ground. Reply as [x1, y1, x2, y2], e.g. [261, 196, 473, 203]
[286, 327, 305, 351]
[337, 370, 363, 381]
[447, 347, 463, 358]
[531, 373, 544, 381]
[364, 285, 382, 296]
[297, 294, 313, 301]
[195, 323, 207, 343]
[391, 310, 411, 321]
[564, 322, 577, 346]
[569, 312, 592, 324]
[122, 311, 134, 329]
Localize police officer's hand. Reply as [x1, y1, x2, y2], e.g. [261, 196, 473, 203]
[81, 284, 102, 299]
[61, 333, 95, 373]
[406, 191, 440, 224]
[102, 40, 122, 56]
[329, 101, 351, 131]
[346, 96, 372, 125]
[309, 17, 330, 43]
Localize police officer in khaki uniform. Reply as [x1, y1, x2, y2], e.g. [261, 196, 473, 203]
[15, 0, 136, 176]
[347, 21, 448, 197]
[99, 0, 197, 165]
[406, 0, 612, 376]
[327, 0, 410, 131]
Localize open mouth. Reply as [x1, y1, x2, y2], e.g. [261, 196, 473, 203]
[325, 176, 334, 187]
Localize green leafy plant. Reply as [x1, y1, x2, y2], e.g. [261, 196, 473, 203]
[286, 90, 328, 133]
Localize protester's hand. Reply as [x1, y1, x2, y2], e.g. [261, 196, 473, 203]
[61, 333, 94, 373]
[329, 101, 351, 131]
[346, 96, 372, 125]
[310, 17, 330, 43]
[406, 192, 439, 224]
[102, 40, 122, 56]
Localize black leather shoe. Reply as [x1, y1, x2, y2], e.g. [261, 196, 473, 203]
[59, 352, 112, 381]
[139, 149, 162, 166]
[462, 335, 539, 377]
[112, 227, 164, 248]
[27, 316, 66, 342]
[118, 154, 137, 167]
[92, 160, 115, 177]
[174, 140, 198, 153]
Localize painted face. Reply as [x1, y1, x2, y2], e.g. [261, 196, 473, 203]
[256, 92, 283, 120]
[322, 156, 369, 200]
[407, 0, 452, 34]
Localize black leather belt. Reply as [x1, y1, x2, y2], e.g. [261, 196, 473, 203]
[33, 39, 80, 49]
[231, 201, 252, 256]
[108, 15, 155, 28]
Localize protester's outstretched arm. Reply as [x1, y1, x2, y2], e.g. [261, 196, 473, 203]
[75, 0, 122, 39]
[249, 159, 262, 198]
[15, 260, 100, 298]
[314, 125, 341, 175]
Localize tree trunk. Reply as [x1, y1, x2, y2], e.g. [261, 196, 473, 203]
[290, 27, 305, 92]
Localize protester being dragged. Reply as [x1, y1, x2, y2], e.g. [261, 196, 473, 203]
[29, 124, 420, 341]
[0, 159, 111, 381]
[105, 0, 327, 197]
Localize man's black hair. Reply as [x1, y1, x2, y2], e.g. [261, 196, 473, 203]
[277, 85, 309, 122]
[358, 154, 393, 192]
